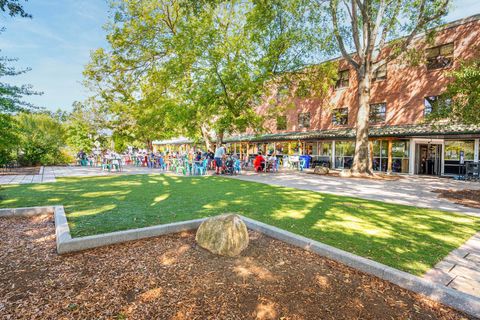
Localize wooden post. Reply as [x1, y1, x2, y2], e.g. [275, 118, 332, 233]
[387, 140, 393, 174]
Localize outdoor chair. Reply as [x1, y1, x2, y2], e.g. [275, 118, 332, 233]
[299, 159, 306, 171]
[175, 159, 187, 175]
[466, 162, 480, 181]
[234, 159, 241, 174]
[195, 159, 208, 175]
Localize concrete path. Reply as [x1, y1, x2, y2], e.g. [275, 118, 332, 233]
[228, 171, 480, 216]
[0, 166, 164, 185]
[0, 166, 55, 184]
[424, 232, 480, 298]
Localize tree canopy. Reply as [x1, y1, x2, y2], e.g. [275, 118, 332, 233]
[84, 0, 321, 148]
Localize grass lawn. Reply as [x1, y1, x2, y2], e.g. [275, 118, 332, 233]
[1, 174, 479, 275]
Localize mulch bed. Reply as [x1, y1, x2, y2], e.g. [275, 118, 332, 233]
[0, 167, 40, 176]
[433, 189, 480, 209]
[0, 216, 473, 320]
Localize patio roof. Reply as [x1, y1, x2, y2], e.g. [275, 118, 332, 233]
[224, 123, 480, 143]
[152, 123, 480, 145]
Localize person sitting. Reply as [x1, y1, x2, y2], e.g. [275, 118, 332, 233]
[253, 152, 265, 172]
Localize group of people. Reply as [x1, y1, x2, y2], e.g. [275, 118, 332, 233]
[76, 144, 286, 175]
[253, 152, 279, 172]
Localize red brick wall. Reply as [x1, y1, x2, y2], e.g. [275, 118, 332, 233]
[255, 16, 480, 134]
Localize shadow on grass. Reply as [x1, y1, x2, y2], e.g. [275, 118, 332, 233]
[1, 174, 479, 275]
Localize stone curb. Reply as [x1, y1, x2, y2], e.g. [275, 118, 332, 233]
[53, 206, 206, 254]
[0, 206, 55, 217]
[1, 207, 479, 317]
[241, 216, 480, 318]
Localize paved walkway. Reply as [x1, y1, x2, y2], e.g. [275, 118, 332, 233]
[424, 232, 480, 298]
[0, 166, 162, 184]
[229, 171, 480, 216]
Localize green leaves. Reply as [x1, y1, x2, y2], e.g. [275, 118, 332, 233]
[427, 58, 480, 125]
[84, 0, 316, 147]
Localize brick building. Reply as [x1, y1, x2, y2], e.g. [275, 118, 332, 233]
[154, 14, 480, 176]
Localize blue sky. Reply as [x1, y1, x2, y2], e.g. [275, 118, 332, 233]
[0, 0, 479, 111]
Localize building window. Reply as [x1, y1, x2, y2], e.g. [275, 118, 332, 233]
[276, 115, 287, 131]
[335, 70, 349, 89]
[424, 95, 451, 116]
[298, 112, 310, 128]
[369, 103, 386, 124]
[332, 108, 348, 125]
[276, 85, 289, 102]
[371, 140, 410, 173]
[444, 140, 475, 175]
[373, 63, 387, 81]
[426, 43, 454, 70]
[335, 141, 355, 169]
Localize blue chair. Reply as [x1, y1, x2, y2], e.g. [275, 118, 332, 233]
[272, 159, 279, 172]
[234, 159, 241, 174]
[195, 159, 208, 175]
[159, 158, 167, 171]
[299, 159, 306, 171]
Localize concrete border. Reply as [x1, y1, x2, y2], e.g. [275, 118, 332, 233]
[54, 205, 206, 254]
[0, 206, 54, 217]
[241, 216, 480, 318]
[1, 207, 479, 317]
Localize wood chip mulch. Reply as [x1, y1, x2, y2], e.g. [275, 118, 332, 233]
[433, 189, 480, 209]
[0, 216, 473, 320]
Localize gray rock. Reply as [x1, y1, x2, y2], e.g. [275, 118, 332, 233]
[314, 166, 329, 175]
[195, 214, 249, 257]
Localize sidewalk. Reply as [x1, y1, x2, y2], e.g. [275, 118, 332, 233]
[228, 171, 480, 216]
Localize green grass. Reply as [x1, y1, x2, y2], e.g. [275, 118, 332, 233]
[1, 174, 479, 275]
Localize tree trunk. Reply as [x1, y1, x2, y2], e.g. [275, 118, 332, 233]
[216, 130, 224, 146]
[200, 124, 213, 151]
[351, 68, 373, 175]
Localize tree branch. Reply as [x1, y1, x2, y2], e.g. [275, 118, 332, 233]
[330, 1, 360, 70]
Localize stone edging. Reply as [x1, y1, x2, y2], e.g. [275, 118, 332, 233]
[0, 206, 55, 217]
[241, 216, 480, 318]
[1, 206, 479, 317]
[54, 205, 206, 254]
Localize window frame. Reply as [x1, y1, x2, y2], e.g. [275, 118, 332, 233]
[332, 107, 349, 126]
[276, 115, 287, 131]
[298, 112, 311, 128]
[372, 63, 387, 81]
[425, 42, 454, 70]
[335, 70, 350, 89]
[424, 95, 452, 116]
[369, 103, 387, 124]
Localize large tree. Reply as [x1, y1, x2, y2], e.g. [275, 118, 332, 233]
[0, 0, 41, 165]
[320, 0, 449, 175]
[84, 0, 317, 150]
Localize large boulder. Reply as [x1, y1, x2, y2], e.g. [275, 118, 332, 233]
[195, 214, 249, 257]
[314, 166, 329, 175]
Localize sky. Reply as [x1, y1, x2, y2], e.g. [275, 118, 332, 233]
[0, 0, 479, 112]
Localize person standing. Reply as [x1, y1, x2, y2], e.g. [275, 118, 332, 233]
[214, 144, 226, 174]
